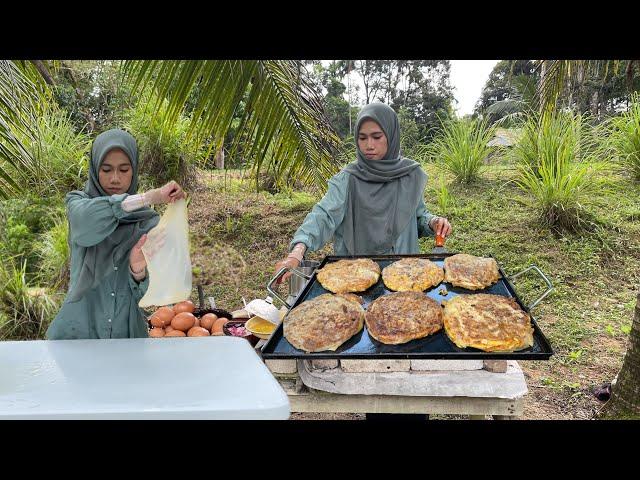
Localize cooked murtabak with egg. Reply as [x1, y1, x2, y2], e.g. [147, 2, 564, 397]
[382, 257, 444, 292]
[365, 291, 443, 344]
[443, 254, 500, 290]
[284, 293, 365, 352]
[316, 258, 381, 293]
[442, 293, 534, 352]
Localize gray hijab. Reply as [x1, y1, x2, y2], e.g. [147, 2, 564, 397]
[342, 103, 427, 255]
[65, 129, 159, 303]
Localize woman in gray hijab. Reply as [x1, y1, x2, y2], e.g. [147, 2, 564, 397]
[274, 102, 451, 280]
[46, 129, 186, 340]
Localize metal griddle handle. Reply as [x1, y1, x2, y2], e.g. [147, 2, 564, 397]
[508, 265, 553, 311]
[266, 266, 313, 310]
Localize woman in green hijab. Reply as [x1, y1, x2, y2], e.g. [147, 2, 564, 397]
[273, 102, 451, 421]
[274, 102, 451, 280]
[47, 129, 186, 340]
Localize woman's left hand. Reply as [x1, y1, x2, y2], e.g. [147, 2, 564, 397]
[129, 234, 148, 274]
[430, 216, 452, 237]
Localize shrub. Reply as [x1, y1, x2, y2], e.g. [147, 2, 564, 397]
[0, 196, 65, 280]
[606, 92, 640, 180]
[0, 260, 58, 340]
[512, 110, 609, 231]
[124, 91, 205, 191]
[35, 215, 70, 291]
[426, 117, 496, 184]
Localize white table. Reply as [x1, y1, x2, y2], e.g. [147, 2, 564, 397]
[0, 337, 290, 419]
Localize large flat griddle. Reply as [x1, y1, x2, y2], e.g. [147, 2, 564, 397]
[263, 253, 554, 360]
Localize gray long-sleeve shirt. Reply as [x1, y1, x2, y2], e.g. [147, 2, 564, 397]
[290, 171, 436, 255]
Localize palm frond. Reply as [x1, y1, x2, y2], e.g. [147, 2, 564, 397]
[122, 60, 342, 191]
[536, 60, 627, 112]
[0, 60, 46, 199]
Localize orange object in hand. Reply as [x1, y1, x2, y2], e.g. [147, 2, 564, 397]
[435, 234, 445, 247]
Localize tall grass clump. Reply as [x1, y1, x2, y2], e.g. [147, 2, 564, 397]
[0, 260, 58, 340]
[426, 117, 496, 184]
[435, 176, 454, 215]
[35, 214, 70, 291]
[606, 92, 640, 180]
[10, 102, 91, 198]
[124, 91, 205, 190]
[512, 110, 609, 231]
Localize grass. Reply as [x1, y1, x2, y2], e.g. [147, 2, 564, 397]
[184, 165, 640, 419]
[3, 161, 637, 418]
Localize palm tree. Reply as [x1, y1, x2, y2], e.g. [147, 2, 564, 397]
[1, 60, 342, 198]
[536, 60, 639, 112]
[598, 293, 640, 419]
[122, 60, 342, 191]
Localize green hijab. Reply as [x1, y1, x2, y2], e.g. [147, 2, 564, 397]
[342, 103, 427, 255]
[65, 129, 159, 303]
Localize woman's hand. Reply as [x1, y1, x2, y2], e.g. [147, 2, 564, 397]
[159, 181, 186, 203]
[429, 216, 452, 237]
[129, 234, 148, 275]
[273, 257, 300, 284]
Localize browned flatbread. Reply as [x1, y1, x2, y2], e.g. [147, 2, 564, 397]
[284, 293, 365, 352]
[382, 258, 444, 292]
[365, 291, 443, 345]
[443, 254, 500, 290]
[443, 293, 534, 352]
[316, 258, 380, 294]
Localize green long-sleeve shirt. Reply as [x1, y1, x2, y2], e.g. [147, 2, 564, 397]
[46, 193, 151, 340]
[290, 170, 436, 255]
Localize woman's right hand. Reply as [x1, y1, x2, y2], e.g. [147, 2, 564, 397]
[145, 181, 186, 205]
[273, 257, 300, 284]
[159, 181, 186, 203]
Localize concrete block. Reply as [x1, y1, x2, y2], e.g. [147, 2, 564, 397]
[483, 360, 508, 373]
[340, 359, 411, 373]
[310, 360, 339, 370]
[410, 360, 484, 371]
[265, 359, 297, 374]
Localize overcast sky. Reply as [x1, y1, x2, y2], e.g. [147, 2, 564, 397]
[450, 60, 499, 116]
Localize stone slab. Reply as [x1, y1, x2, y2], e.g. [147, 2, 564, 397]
[483, 360, 508, 373]
[310, 360, 339, 370]
[298, 360, 527, 399]
[265, 359, 297, 375]
[411, 360, 484, 371]
[340, 360, 411, 373]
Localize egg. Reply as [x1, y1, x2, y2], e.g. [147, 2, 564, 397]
[200, 313, 218, 330]
[187, 326, 210, 337]
[246, 316, 276, 335]
[165, 329, 186, 337]
[173, 300, 195, 315]
[149, 327, 165, 338]
[165, 325, 175, 333]
[150, 306, 175, 327]
[211, 318, 229, 335]
[194, 317, 200, 328]
[171, 312, 196, 332]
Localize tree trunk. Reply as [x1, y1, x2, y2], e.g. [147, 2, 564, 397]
[598, 293, 640, 419]
[214, 148, 225, 169]
[30, 60, 55, 86]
